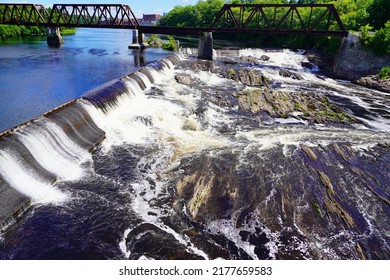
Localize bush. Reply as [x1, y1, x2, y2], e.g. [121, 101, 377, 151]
[359, 24, 373, 46]
[162, 36, 179, 51]
[371, 21, 390, 55]
[378, 66, 390, 80]
[146, 34, 163, 48]
[359, 21, 390, 55]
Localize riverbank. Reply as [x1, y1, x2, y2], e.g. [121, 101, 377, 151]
[0, 25, 76, 38]
[331, 32, 390, 93]
[293, 45, 390, 94]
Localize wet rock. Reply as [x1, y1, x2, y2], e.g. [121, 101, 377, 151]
[233, 89, 356, 125]
[234, 89, 293, 117]
[279, 69, 303, 80]
[176, 59, 214, 72]
[169, 53, 390, 260]
[184, 228, 198, 238]
[172, 141, 390, 259]
[315, 74, 326, 81]
[306, 52, 328, 70]
[315, 170, 355, 229]
[260, 55, 270, 61]
[238, 69, 269, 87]
[126, 223, 204, 260]
[225, 68, 269, 88]
[356, 243, 366, 260]
[240, 55, 259, 65]
[324, 198, 355, 229]
[317, 171, 334, 196]
[354, 75, 390, 93]
[175, 152, 260, 222]
[220, 57, 238, 65]
[301, 144, 318, 161]
[292, 96, 356, 124]
[301, 61, 316, 69]
[332, 143, 350, 161]
[175, 73, 192, 85]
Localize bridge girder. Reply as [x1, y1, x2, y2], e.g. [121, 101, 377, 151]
[0, 3, 347, 37]
[210, 4, 347, 37]
[0, 4, 48, 26]
[47, 4, 140, 28]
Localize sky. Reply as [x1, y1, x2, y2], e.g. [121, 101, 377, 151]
[0, 0, 199, 17]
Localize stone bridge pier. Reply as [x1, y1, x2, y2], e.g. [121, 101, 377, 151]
[46, 27, 64, 47]
[129, 30, 148, 50]
[198, 32, 214, 60]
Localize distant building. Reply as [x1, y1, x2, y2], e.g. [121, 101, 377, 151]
[138, 14, 161, 26]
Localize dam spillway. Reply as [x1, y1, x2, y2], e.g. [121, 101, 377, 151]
[0, 50, 389, 259]
[0, 53, 181, 233]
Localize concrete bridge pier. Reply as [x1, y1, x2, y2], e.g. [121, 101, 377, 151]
[46, 27, 64, 47]
[198, 32, 214, 60]
[129, 30, 148, 50]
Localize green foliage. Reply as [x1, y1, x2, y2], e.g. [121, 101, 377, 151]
[371, 21, 390, 55]
[162, 36, 179, 51]
[359, 24, 373, 46]
[0, 25, 46, 38]
[0, 24, 76, 38]
[378, 66, 390, 80]
[158, 0, 381, 50]
[160, 0, 225, 27]
[367, 0, 390, 30]
[60, 28, 77, 36]
[147, 34, 163, 48]
[360, 21, 390, 55]
[329, 0, 373, 31]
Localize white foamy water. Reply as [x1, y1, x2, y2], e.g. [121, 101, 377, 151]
[0, 149, 67, 204]
[15, 121, 91, 181]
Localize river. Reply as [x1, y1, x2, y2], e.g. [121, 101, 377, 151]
[0, 30, 389, 260]
[0, 28, 171, 133]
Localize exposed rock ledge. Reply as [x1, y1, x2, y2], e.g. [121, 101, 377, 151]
[354, 76, 390, 93]
[175, 59, 357, 126]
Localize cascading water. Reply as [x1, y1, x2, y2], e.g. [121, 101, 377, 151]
[0, 50, 389, 260]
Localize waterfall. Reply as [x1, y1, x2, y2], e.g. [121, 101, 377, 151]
[0, 53, 183, 233]
[1, 49, 389, 260]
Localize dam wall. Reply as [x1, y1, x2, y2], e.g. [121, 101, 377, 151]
[0, 53, 182, 234]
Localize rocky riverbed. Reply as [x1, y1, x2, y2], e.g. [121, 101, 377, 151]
[1, 49, 389, 260]
[157, 51, 390, 259]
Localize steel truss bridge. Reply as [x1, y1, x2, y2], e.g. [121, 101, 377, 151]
[0, 3, 347, 37]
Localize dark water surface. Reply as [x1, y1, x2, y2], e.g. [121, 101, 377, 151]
[0, 28, 171, 133]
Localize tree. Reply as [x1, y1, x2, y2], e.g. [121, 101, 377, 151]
[368, 0, 390, 29]
[160, 0, 225, 27]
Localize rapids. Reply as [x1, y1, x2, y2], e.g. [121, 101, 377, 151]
[0, 49, 389, 260]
